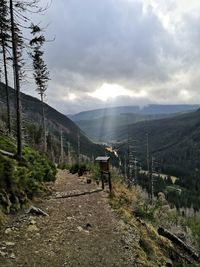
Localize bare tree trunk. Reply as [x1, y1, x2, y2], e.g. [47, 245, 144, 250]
[1, 29, 11, 134]
[10, 0, 22, 159]
[40, 93, 47, 153]
[60, 128, 63, 163]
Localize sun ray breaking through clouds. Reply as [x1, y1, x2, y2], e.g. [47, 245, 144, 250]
[24, 0, 200, 114]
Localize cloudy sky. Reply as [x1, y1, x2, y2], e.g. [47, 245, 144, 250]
[23, 0, 200, 114]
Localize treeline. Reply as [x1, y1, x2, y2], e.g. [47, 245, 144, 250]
[0, 1, 58, 216]
[137, 172, 200, 212]
[0, 0, 50, 159]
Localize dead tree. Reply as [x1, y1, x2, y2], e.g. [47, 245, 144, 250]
[0, 0, 11, 133]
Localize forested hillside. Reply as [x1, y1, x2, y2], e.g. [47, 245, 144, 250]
[115, 109, 200, 210]
[70, 105, 199, 142]
[75, 113, 175, 142]
[0, 82, 105, 161]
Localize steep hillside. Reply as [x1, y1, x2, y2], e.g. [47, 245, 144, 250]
[0, 82, 105, 160]
[114, 109, 200, 210]
[114, 108, 200, 172]
[0, 132, 57, 215]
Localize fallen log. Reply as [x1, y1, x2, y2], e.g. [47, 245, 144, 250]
[158, 227, 199, 262]
[55, 189, 102, 199]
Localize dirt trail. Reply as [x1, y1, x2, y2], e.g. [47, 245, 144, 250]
[0, 170, 139, 267]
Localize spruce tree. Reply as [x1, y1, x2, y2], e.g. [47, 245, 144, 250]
[30, 24, 49, 153]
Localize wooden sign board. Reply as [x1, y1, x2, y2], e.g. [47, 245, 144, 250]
[95, 156, 110, 173]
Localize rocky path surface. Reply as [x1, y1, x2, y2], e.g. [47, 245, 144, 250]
[0, 170, 138, 267]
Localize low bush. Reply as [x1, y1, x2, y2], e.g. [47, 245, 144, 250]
[69, 162, 89, 176]
[57, 162, 70, 170]
[69, 163, 79, 174]
[0, 136, 57, 214]
[78, 163, 87, 176]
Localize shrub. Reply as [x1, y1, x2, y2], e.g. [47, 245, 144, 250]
[78, 163, 87, 176]
[70, 163, 79, 174]
[57, 162, 70, 170]
[0, 137, 57, 213]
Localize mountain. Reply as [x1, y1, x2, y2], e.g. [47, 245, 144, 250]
[0, 82, 105, 160]
[69, 104, 200, 122]
[114, 109, 200, 210]
[69, 105, 199, 143]
[114, 108, 200, 175]
[75, 113, 176, 142]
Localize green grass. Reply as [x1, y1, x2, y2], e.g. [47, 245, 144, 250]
[0, 133, 57, 214]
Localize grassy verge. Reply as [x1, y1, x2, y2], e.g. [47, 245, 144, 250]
[108, 172, 200, 266]
[0, 133, 57, 219]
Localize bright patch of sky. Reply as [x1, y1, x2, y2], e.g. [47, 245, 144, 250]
[89, 83, 147, 102]
[24, 0, 200, 114]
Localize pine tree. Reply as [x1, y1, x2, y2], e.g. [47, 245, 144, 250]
[30, 24, 50, 153]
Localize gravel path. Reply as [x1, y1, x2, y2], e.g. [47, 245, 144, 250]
[0, 170, 139, 267]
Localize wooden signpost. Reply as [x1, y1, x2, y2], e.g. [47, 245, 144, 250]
[95, 156, 112, 192]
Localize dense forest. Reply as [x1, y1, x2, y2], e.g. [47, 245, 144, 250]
[114, 109, 200, 211]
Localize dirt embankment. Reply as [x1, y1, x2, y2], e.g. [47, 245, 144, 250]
[0, 170, 141, 267]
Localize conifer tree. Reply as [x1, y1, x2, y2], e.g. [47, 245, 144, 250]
[30, 24, 50, 153]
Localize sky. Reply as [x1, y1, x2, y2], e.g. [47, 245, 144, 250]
[23, 0, 200, 114]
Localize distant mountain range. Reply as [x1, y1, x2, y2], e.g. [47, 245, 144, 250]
[69, 104, 199, 121]
[69, 105, 199, 142]
[0, 82, 104, 160]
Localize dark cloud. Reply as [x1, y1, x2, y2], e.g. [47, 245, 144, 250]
[26, 0, 200, 114]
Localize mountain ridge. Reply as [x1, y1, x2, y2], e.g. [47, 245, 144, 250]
[68, 104, 200, 122]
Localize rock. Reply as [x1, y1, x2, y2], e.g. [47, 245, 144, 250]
[166, 259, 173, 267]
[27, 206, 49, 217]
[5, 241, 15, 246]
[10, 252, 16, 259]
[0, 251, 7, 257]
[27, 224, 39, 232]
[36, 233, 41, 238]
[87, 178, 91, 184]
[30, 219, 37, 225]
[5, 228, 12, 234]
[77, 226, 83, 232]
[85, 223, 92, 230]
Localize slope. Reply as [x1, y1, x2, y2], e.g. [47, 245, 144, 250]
[0, 82, 104, 159]
[115, 109, 200, 210]
[75, 113, 177, 142]
[0, 170, 197, 266]
[69, 105, 199, 143]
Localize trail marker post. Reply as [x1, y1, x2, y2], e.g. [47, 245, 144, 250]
[95, 156, 112, 192]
